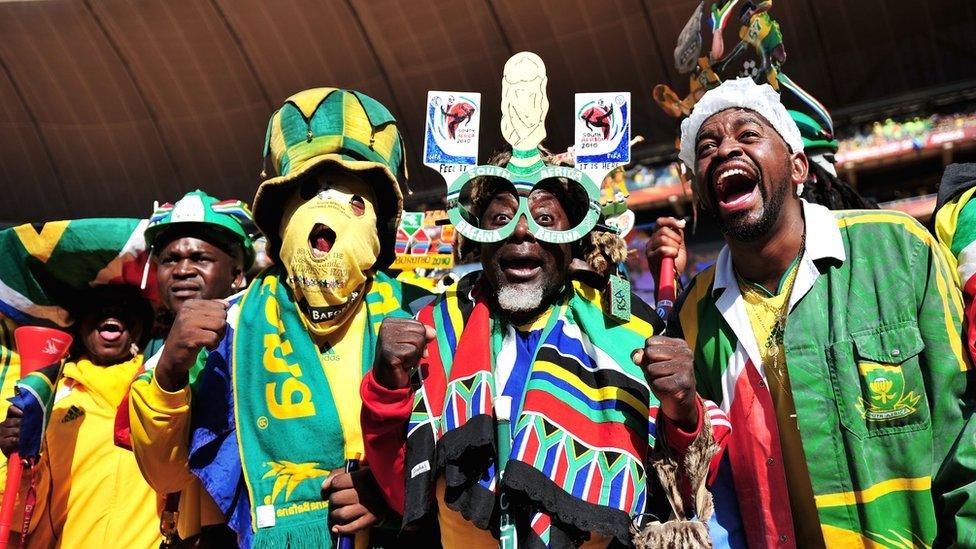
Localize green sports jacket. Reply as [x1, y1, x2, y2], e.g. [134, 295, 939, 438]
[675, 201, 976, 547]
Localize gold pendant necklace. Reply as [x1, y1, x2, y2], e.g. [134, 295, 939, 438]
[739, 232, 806, 391]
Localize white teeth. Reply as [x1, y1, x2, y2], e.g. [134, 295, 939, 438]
[717, 168, 748, 183]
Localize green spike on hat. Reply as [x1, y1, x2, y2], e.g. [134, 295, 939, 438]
[789, 109, 839, 154]
[253, 87, 407, 269]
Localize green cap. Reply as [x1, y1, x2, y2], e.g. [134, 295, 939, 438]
[144, 190, 257, 269]
[789, 109, 839, 154]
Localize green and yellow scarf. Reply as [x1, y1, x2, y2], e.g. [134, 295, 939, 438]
[232, 268, 418, 548]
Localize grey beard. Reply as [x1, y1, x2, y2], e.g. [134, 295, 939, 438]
[497, 284, 545, 313]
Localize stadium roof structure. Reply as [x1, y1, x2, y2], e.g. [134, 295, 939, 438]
[1, 0, 974, 221]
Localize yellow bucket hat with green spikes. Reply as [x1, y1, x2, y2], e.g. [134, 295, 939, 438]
[254, 88, 407, 269]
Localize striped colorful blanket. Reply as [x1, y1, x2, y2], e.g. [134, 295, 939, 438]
[403, 274, 673, 546]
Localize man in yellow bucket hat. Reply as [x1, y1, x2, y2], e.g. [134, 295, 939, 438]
[129, 88, 430, 548]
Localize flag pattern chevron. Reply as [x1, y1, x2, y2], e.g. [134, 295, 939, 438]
[934, 185, 976, 364]
[403, 273, 731, 547]
[10, 363, 61, 461]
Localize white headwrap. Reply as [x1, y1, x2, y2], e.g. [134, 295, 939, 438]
[678, 78, 803, 173]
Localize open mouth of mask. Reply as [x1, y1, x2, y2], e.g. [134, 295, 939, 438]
[278, 175, 381, 332]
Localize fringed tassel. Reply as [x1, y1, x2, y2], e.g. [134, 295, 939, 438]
[400, 142, 413, 196]
[250, 521, 334, 549]
[631, 410, 719, 549]
[260, 110, 277, 179]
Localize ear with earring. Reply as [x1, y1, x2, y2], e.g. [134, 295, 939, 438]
[130, 343, 140, 358]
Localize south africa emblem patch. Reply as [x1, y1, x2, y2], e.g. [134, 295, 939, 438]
[855, 362, 921, 422]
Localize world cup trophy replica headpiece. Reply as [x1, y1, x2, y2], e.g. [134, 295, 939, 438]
[438, 52, 605, 245]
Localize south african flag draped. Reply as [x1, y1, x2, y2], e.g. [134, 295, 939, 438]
[403, 273, 671, 547]
[0, 218, 151, 328]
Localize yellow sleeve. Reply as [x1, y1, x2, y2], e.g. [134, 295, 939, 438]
[129, 372, 194, 494]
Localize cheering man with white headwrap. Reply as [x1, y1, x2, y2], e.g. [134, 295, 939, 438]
[667, 77, 976, 547]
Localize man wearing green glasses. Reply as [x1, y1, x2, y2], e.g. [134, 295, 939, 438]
[363, 150, 735, 547]
[361, 52, 732, 548]
[471, 158, 589, 324]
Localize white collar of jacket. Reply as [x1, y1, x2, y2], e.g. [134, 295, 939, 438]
[707, 200, 845, 386]
[713, 199, 845, 294]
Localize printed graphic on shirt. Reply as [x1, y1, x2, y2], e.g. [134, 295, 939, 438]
[855, 362, 921, 422]
[262, 460, 329, 504]
[60, 405, 85, 423]
[321, 344, 340, 363]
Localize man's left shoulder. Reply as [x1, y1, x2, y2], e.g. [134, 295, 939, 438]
[833, 208, 941, 261]
[833, 208, 931, 242]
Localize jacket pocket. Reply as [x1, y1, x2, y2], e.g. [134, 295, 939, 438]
[825, 321, 930, 440]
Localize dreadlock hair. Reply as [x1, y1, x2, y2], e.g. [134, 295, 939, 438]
[800, 160, 878, 210]
[583, 230, 628, 277]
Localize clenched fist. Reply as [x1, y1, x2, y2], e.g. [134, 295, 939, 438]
[0, 406, 22, 458]
[374, 317, 435, 390]
[156, 299, 228, 391]
[320, 466, 388, 535]
[632, 336, 699, 430]
[645, 217, 687, 288]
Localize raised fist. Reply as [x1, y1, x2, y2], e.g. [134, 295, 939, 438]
[155, 299, 228, 391]
[374, 317, 435, 390]
[632, 335, 699, 430]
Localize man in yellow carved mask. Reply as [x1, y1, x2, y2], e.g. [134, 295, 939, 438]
[278, 173, 382, 334]
[128, 88, 431, 548]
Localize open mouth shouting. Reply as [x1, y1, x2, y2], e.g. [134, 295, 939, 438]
[499, 250, 544, 283]
[97, 318, 126, 344]
[712, 161, 761, 214]
[308, 223, 337, 259]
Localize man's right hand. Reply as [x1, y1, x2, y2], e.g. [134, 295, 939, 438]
[646, 217, 687, 288]
[0, 405, 22, 458]
[374, 318, 435, 390]
[155, 299, 228, 392]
